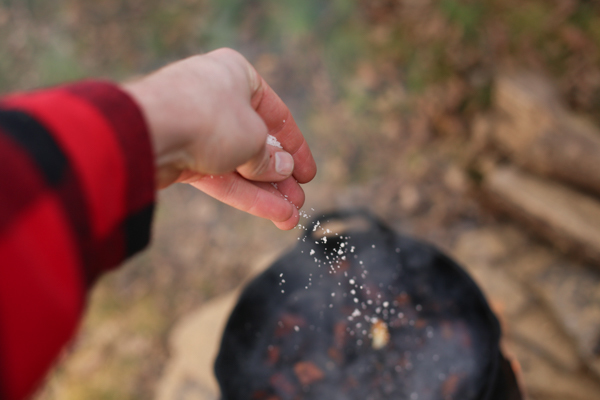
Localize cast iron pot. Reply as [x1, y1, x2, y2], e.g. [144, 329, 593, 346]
[215, 210, 522, 400]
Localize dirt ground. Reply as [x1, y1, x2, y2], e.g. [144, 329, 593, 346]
[1, 1, 600, 399]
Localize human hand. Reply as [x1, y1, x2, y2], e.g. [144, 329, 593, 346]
[122, 48, 316, 230]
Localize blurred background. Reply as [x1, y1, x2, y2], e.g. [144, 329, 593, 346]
[2, 0, 600, 399]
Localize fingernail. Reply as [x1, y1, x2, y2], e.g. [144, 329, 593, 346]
[275, 152, 294, 176]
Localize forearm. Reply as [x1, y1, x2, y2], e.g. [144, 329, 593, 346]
[0, 81, 155, 399]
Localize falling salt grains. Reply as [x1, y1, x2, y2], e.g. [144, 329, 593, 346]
[309, 249, 315, 256]
[267, 134, 283, 149]
[294, 326, 300, 332]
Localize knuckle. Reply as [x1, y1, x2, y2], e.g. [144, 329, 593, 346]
[249, 151, 271, 177]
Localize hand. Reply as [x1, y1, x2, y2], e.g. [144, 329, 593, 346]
[122, 48, 317, 230]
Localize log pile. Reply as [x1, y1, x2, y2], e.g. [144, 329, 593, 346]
[478, 72, 600, 266]
[471, 72, 600, 399]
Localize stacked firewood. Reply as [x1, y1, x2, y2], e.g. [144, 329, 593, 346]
[470, 72, 600, 398]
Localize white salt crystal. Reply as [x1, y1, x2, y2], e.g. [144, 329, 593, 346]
[267, 134, 283, 148]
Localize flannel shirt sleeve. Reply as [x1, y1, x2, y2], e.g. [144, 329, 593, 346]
[0, 81, 156, 400]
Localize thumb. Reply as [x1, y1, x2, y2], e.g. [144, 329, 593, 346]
[237, 139, 295, 182]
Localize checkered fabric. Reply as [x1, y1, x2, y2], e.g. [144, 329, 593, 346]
[0, 81, 155, 400]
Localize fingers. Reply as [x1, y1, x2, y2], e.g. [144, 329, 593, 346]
[252, 176, 305, 209]
[188, 173, 303, 230]
[250, 77, 317, 184]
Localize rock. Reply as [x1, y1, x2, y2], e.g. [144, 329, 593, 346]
[509, 306, 582, 372]
[453, 227, 512, 267]
[452, 227, 532, 328]
[505, 339, 600, 400]
[500, 244, 556, 283]
[155, 252, 280, 400]
[482, 166, 600, 267]
[467, 264, 531, 321]
[493, 72, 600, 197]
[154, 291, 238, 400]
[529, 261, 600, 379]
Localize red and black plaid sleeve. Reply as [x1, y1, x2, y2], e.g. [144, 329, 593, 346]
[0, 81, 156, 400]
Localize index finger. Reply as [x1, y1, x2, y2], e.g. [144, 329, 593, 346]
[251, 77, 317, 184]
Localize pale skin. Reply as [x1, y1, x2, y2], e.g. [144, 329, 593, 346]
[123, 48, 317, 230]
